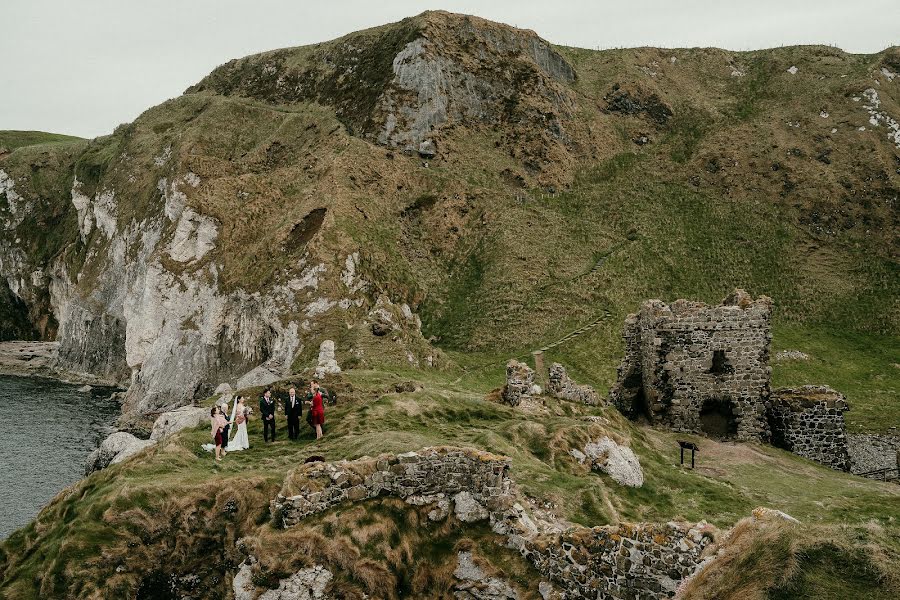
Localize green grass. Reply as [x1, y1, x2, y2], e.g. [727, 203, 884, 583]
[0, 130, 83, 151]
[4, 369, 898, 598]
[772, 325, 900, 433]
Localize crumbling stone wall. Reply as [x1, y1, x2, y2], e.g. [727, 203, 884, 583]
[272, 447, 511, 527]
[270, 448, 716, 599]
[502, 359, 534, 406]
[768, 386, 851, 471]
[609, 289, 772, 441]
[523, 522, 713, 599]
[548, 363, 600, 405]
[848, 433, 900, 476]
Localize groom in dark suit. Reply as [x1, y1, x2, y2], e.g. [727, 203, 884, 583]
[260, 388, 277, 442]
[284, 386, 302, 440]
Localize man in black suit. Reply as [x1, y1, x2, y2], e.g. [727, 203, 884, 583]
[260, 388, 277, 442]
[284, 386, 302, 440]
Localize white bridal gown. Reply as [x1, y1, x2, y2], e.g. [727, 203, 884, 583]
[226, 405, 250, 451]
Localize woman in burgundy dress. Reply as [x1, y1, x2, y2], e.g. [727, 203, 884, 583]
[309, 383, 325, 440]
[210, 406, 227, 461]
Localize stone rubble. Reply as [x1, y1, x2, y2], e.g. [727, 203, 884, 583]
[547, 363, 600, 405]
[522, 521, 714, 600]
[234, 558, 334, 600]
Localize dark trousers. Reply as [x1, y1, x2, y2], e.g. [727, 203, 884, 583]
[287, 414, 300, 440]
[221, 424, 230, 447]
[263, 418, 276, 442]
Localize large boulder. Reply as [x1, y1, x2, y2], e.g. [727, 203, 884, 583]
[85, 431, 156, 475]
[150, 405, 210, 441]
[581, 437, 644, 487]
[501, 360, 534, 407]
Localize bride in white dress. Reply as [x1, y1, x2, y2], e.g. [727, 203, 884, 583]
[226, 396, 250, 451]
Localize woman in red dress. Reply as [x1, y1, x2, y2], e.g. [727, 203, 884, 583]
[309, 382, 325, 440]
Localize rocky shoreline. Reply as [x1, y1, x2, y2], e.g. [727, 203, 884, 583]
[0, 341, 122, 388]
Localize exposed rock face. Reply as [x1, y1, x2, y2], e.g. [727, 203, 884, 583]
[272, 447, 511, 528]
[314, 340, 341, 379]
[190, 11, 580, 181]
[85, 431, 155, 475]
[501, 360, 534, 407]
[237, 365, 281, 390]
[0, 341, 58, 378]
[149, 405, 210, 441]
[610, 289, 772, 441]
[768, 386, 851, 472]
[454, 551, 519, 599]
[847, 433, 900, 476]
[547, 363, 600, 405]
[580, 437, 644, 487]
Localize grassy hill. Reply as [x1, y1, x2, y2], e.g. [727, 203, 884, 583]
[0, 11, 898, 598]
[1, 370, 898, 598]
[0, 130, 83, 151]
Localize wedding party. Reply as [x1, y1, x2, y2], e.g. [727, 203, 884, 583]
[207, 380, 331, 460]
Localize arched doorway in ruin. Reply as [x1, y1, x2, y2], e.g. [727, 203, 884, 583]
[699, 396, 737, 438]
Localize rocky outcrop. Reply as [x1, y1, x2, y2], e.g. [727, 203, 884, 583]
[575, 437, 644, 487]
[149, 405, 210, 441]
[314, 340, 340, 379]
[272, 447, 511, 528]
[501, 360, 534, 407]
[84, 431, 155, 475]
[547, 363, 600, 406]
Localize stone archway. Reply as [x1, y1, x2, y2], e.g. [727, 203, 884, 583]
[699, 397, 737, 438]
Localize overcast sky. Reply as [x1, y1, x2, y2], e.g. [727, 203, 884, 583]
[3, 0, 898, 139]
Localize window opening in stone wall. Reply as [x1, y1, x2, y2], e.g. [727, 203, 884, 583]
[699, 397, 737, 438]
[708, 350, 734, 375]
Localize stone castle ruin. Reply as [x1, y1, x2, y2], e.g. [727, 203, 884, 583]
[608, 289, 862, 474]
[610, 289, 772, 441]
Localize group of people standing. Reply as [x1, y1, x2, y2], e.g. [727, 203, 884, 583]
[210, 380, 329, 461]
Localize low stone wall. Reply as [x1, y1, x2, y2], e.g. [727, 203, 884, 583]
[768, 386, 851, 472]
[523, 522, 713, 600]
[548, 363, 600, 406]
[272, 447, 512, 527]
[847, 433, 900, 475]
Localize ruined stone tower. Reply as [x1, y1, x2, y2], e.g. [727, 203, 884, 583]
[609, 289, 772, 441]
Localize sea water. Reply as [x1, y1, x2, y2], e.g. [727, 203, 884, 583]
[0, 375, 120, 539]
